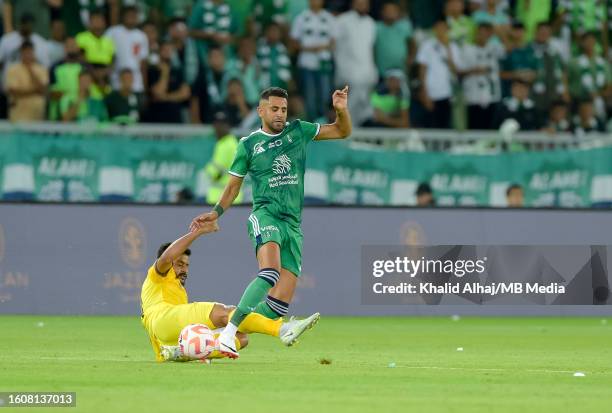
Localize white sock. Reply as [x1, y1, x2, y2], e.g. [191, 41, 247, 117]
[221, 322, 239, 339]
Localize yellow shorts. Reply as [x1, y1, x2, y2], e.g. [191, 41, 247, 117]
[143, 301, 218, 360]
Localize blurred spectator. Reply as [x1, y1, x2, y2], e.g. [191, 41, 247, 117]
[60, 69, 108, 122]
[499, 22, 537, 97]
[167, 17, 201, 123]
[222, 78, 252, 126]
[408, 0, 445, 29]
[375, 1, 414, 77]
[365, 69, 410, 128]
[543, 100, 572, 133]
[2, 0, 58, 38]
[204, 110, 242, 204]
[105, 6, 148, 93]
[416, 182, 435, 206]
[288, 0, 310, 23]
[60, 0, 115, 37]
[48, 20, 67, 66]
[5, 41, 49, 122]
[198, 45, 231, 123]
[176, 187, 195, 204]
[460, 23, 504, 130]
[49, 37, 82, 120]
[145, 40, 190, 124]
[445, 0, 476, 130]
[156, 0, 193, 22]
[472, 0, 510, 26]
[568, 31, 611, 119]
[258, 22, 291, 91]
[168, 17, 199, 86]
[445, 0, 475, 45]
[142, 20, 160, 67]
[249, 0, 288, 38]
[291, 0, 335, 121]
[558, 0, 607, 47]
[104, 68, 141, 124]
[506, 183, 524, 207]
[531, 21, 569, 114]
[515, 0, 552, 41]
[188, 0, 232, 64]
[90, 63, 111, 100]
[573, 99, 605, 134]
[335, 0, 377, 126]
[227, 37, 260, 106]
[75, 11, 114, 66]
[495, 79, 538, 130]
[416, 19, 460, 129]
[0, 13, 50, 71]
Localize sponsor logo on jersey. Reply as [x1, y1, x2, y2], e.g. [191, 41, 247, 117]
[272, 154, 292, 174]
[254, 141, 266, 155]
[268, 139, 282, 149]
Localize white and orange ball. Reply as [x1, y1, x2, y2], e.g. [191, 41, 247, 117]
[178, 324, 216, 360]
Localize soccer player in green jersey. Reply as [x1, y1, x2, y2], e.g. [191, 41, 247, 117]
[189, 86, 352, 358]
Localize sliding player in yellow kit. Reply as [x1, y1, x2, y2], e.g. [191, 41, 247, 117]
[140, 219, 318, 362]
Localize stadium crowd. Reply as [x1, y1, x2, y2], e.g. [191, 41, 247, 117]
[0, 0, 610, 133]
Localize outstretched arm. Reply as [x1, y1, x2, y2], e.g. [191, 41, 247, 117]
[189, 174, 244, 232]
[315, 85, 352, 140]
[156, 221, 219, 275]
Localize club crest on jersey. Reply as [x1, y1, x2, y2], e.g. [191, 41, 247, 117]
[254, 141, 266, 155]
[272, 154, 292, 174]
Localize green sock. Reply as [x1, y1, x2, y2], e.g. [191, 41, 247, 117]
[230, 269, 279, 326]
[254, 301, 281, 320]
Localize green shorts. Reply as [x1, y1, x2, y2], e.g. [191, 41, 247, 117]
[247, 209, 303, 276]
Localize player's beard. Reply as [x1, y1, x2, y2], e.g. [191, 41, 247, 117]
[178, 273, 187, 286]
[269, 118, 285, 133]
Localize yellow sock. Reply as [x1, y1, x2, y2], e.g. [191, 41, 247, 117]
[230, 310, 281, 337]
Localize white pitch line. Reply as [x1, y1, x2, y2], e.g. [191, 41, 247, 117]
[397, 365, 579, 374]
[37, 356, 151, 363]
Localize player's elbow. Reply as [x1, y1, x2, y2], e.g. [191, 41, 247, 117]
[339, 124, 352, 138]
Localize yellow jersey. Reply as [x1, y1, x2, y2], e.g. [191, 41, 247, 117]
[141, 264, 188, 317]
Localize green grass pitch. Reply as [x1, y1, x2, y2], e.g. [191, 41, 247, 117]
[1, 315, 611, 412]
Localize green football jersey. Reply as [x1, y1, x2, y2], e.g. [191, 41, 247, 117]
[229, 119, 320, 226]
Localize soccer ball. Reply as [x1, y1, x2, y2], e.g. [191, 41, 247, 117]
[178, 324, 216, 360]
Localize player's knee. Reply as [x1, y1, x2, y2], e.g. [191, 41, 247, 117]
[257, 268, 280, 287]
[266, 295, 289, 318]
[210, 303, 231, 328]
[237, 333, 249, 349]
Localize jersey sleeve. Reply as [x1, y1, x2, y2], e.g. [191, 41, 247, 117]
[228, 139, 249, 178]
[299, 120, 321, 143]
[146, 263, 166, 283]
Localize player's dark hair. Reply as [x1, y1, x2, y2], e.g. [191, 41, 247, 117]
[550, 100, 567, 110]
[157, 243, 191, 259]
[20, 41, 34, 51]
[207, 43, 223, 54]
[416, 182, 433, 196]
[506, 183, 523, 197]
[121, 5, 139, 17]
[260, 87, 288, 101]
[536, 20, 551, 29]
[89, 10, 106, 20]
[79, 67, 93, 78]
